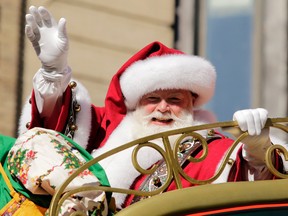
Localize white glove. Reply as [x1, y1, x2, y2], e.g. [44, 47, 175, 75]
[233, 108, 268, 136]
[233, 108, 272, 168]
[25, 5, 69, 73]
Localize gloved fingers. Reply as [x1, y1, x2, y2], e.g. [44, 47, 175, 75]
[38, 6, 55, 28]
[25, 24, 41, 55]
[233, 108, 269, 136]
[25, 14, 39, 43]
[233, 109, 257, 135]
[240, 110, 257, 136]
[248, 108, 268, 135]
[57, 18, 69, 52]
[257, 108, 268, 128]
[58, 18, 68, 40]
[29, 5, 42, 27]
[249, 109, 262, 136]
[233, 110, 249, 132]
[25, 25, 35, 41]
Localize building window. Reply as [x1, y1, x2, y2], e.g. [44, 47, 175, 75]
[202, 0, 254, 121]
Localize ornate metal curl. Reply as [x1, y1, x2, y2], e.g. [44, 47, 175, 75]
[131, 141, 173, 195]
[132, 142, 167, 175]
[171, 132, 209, 187]
[262, 118, 288, 179]
[266, 144, 288, 179]
[174, 132, 209, 163]
[49, 117, 288, 215]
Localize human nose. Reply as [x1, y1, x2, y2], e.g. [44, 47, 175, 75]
[156, 100, 170, 112]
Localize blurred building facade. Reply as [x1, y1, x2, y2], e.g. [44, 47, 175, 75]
[0, 0, 287, 139]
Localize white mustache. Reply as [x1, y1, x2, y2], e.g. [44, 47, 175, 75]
[131, 107, 195, 140]
[142, 111, 192, 124]
[143, 112, 174, 121]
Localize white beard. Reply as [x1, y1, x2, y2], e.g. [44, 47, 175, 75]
[91, 108, 213, 208]
[131, 106, 195, 138]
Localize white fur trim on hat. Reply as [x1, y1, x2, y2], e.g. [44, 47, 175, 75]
[120, 54, 216, 110]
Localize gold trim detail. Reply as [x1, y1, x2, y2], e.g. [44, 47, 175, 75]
[49, 117, 288, 215]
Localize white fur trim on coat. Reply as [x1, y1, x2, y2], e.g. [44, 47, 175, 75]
[70, 80, 92, 149]
[120, 55, 216, 110]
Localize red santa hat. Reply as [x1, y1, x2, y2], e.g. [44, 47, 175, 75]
[119, 41, 216, 110]
[98, 41, 216, 149]
[95, 42, 217, 206]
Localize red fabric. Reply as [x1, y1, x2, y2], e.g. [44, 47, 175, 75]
[29, 91, 43, 129]
[228, 145, 282, 181]
[169, 138, 234, 189]
[124, 137, 234, 207]
[123, 138, 283, 208]
[29, 88, 72, 133]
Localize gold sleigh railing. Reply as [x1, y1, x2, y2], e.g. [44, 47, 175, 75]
[49, 117, 288, 215]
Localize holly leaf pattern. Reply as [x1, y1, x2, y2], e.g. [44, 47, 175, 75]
[7, 148, 37, 185]
[51, 138, 83, 169]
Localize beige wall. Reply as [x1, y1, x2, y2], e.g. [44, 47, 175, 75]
[24, 0, 175, 106]
[1, 0, 175, 137]
[260, 0, 288, 141]
[5, 0, 286, 140]
[0, 1, 22, 136]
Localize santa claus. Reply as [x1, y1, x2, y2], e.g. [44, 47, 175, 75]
[20, 6, 284, 210]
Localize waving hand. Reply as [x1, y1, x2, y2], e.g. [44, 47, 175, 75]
[25, 5, 69, 73]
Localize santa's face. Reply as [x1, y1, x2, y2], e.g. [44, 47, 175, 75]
[130, 89, 195, 138]
[138, 89, 195, 126]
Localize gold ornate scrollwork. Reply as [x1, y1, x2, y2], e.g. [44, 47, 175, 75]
[49, 117, 288, 215]
[175, 132, 209, 163]
[266, 144, 288, 179]
[131, 141, 173, 194]
[132, 142, 167, 175]
[172, 132, 209, 186]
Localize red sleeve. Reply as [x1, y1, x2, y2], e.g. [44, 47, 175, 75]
[228, 147, 283, 181]
[28, 87, 72, 134]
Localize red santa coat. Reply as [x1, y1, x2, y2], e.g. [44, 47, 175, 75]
[19, 41, 282, 209]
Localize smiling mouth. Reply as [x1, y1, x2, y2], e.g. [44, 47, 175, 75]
[151, 117, 173, 124]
